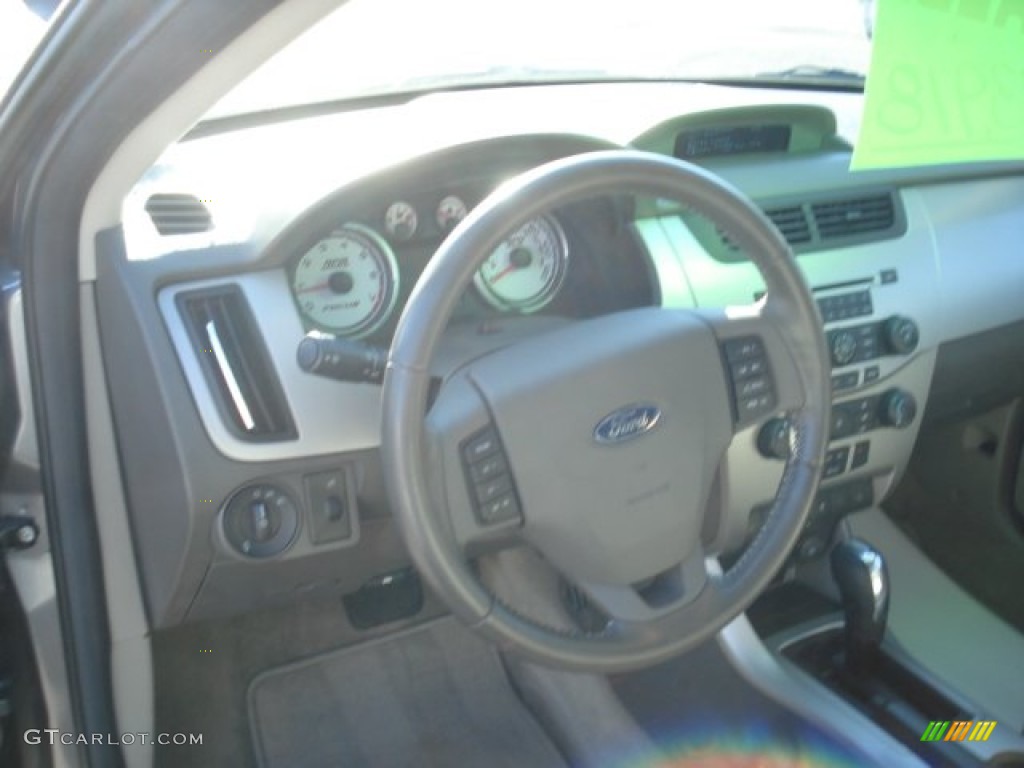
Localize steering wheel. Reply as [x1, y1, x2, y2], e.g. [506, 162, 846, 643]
[382, 150, 829, 672]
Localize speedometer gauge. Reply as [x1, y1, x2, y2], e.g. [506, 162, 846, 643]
[290, 223, 399, 338]
[474, 216, 568, 313]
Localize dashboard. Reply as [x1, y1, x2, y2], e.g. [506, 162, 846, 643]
[98, 81, 1024, 629]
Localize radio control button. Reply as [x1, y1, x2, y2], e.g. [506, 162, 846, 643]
[830, 330, 858, 366]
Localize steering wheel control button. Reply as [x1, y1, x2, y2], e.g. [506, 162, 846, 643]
[473, 475, 512, 506]
[851, 440, 871, 470]
[304, 468, 355, 545]
[722, 336, 777, 425]
[461, 426, 522, 527]
[479, 494, 521, 525]
[730, 357, 765, 379]
[222, 483, 300, 558]
[722, 336, 764, 362]
[823, 446, 851, 478]
[462, 428, 500, 463]
[737, 376, 770, 398]
[468, 454, 507, 484]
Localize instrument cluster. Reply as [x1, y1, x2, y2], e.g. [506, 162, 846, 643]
[288, 190, 571, 338]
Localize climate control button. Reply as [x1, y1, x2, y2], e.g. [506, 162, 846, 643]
[879, 389, 917, 429]
[883, 315, 920, 355]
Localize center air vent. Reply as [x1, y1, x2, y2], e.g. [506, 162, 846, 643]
[145, 193, 213, 236]
[176, 286, 296, 442]
[699, 188, 905, 262]
[812, 194, 896, 240]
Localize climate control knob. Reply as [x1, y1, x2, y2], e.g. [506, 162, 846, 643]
[879, 389, 917, 429]
[830, 330, 858, 367]
[757, 418, 791, 460]
[884, 316, 920, 355]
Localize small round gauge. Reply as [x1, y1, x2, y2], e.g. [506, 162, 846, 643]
[436, 195, 468, 232]
[291, 223, 399, 338]
[384, 201, 418, 242]
[474, 216, 569, 313]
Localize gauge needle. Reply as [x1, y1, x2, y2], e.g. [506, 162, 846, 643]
[489, 264, 519, 283]
[297, 282, 330, 294]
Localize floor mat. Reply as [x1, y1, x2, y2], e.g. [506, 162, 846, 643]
[248, 617, 567, 768]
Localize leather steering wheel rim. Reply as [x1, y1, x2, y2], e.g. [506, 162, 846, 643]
[382, 149, 830, 673]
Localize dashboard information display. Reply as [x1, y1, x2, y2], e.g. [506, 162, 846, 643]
[674, 124, 791, 159]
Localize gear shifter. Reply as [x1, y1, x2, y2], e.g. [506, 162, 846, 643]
[830, 538, 889, 673]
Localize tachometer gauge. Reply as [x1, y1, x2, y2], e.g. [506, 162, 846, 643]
[474, 216, 568, 313]
[436, 195, 468, 232]
[384, 201, 417, 242]
[291, 223, 399, 338]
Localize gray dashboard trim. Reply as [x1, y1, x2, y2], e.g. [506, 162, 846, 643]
[158, 270, 382, 462]
[7, 290, 39, 471]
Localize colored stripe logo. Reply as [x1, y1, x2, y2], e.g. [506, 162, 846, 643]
[921, 721, 997, 742]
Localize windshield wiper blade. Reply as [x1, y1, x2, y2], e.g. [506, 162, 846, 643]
[756, 65, 865, 84]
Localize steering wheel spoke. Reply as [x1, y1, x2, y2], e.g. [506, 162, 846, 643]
[424, 372, 527, 552]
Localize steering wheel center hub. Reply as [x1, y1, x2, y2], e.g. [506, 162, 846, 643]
[466, 309, 733, 586]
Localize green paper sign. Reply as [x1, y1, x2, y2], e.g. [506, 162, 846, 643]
[852, 0, 1024, 170]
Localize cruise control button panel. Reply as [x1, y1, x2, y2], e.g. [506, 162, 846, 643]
[460, 426, 522, 526]
[721, 336, 777, 425]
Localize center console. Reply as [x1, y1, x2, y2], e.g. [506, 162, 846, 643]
[706, 266, 937, 563]
[741, 530, 1024, 768]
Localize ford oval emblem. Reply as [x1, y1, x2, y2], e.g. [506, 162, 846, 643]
[593, 404, 662, 445]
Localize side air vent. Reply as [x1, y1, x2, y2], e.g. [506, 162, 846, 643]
[145, 193, 213, 235]
[176, 286, 296, 442]
[764, 206, 812, 245]
[812, 193, 896, 240]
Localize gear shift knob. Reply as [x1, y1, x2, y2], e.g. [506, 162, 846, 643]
[831, 538, 889, 672]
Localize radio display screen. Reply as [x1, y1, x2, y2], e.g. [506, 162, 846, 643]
[674, 124, 792, 159]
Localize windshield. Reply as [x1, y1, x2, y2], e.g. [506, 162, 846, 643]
[209, 0, 872, 119]
[0, 2, 50, 99]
